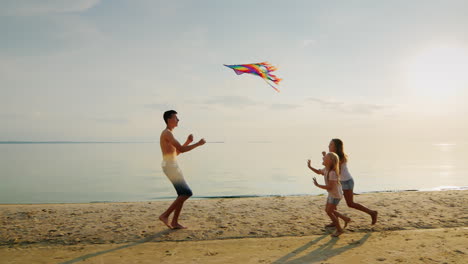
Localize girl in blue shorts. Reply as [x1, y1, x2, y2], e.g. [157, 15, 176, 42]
[309, 152, 351, 237]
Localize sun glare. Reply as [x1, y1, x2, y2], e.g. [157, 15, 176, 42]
[406, 45, 468, 98]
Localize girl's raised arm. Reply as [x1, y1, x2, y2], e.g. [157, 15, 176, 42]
[307, 160, 323, 175]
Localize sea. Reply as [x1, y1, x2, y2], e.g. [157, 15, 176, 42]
[0, 141, 466, 204]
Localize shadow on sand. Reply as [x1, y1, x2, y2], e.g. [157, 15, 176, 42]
[272, 232, 372, 264]
[59, 229, 174, 264]
[59, 230, 371, 263]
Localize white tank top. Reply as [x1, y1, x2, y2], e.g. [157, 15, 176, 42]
[340, 162, 353, 181]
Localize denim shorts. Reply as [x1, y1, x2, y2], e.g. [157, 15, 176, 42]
[341, 178, 355, 191]
[327, 196, 341, 205]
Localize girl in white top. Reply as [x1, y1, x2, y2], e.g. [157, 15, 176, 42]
[325, 139, 378, 226]
[308, 152, 351, 237]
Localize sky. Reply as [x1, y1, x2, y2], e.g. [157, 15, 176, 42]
[1, 0, 468, 144]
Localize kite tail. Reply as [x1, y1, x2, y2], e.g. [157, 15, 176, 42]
[259, 62, 281, 85]
[262, 78, 280, 92]
[267, 74, 282, 85]
[259, 62, 278, 72]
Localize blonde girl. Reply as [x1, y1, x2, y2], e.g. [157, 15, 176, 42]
[308, 152, 351, 237]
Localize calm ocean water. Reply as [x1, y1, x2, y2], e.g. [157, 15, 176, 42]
[0, 141, 467, 204]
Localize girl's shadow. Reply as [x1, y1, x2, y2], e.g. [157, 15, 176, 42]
[273, 233, 372, 264]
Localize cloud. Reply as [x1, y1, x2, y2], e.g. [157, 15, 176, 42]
[302, 39, 317, 48]
[145, 103, 175, 111]
[307, 97, 390, 115]
[308, 98, 344, 108]
[204, 96, 259, 108]
[346, 103, 388, 114]
[270, 103, 301, 110]
[0, 0, 101, 16]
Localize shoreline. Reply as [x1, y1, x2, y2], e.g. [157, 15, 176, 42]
[1, 187, 467, 205]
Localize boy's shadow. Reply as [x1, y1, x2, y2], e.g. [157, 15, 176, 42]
[273, 232, 372, 264]
[59, 229, 174, 264]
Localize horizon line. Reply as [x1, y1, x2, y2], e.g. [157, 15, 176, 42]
[0, 140, 228, 144]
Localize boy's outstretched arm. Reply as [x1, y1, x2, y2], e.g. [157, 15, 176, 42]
[182, 134, 193, 147]
[167, 131, 205, 154]
[307, 160, 323, 175]
[177, 134, 194, 155]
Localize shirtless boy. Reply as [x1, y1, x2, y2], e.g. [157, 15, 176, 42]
[159, 110, 205, 229]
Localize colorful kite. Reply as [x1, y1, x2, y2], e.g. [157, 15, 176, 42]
[224, 62, 282, 92]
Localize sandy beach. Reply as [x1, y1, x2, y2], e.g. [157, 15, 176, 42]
[1, 190, 467, 263]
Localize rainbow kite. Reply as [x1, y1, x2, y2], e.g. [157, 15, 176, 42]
[224, 62, 282, 92]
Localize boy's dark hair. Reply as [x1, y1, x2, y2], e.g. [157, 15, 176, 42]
[163, 110, 177, 124]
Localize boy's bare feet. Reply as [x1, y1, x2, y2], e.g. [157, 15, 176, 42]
[371, 211, 378, 225]
[171, 223, 187, 229]
[325, 223, 335, 228]
[343, 217, 351, 229]
[331, 230, 343, 237]
[159, 215, 172, 229]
